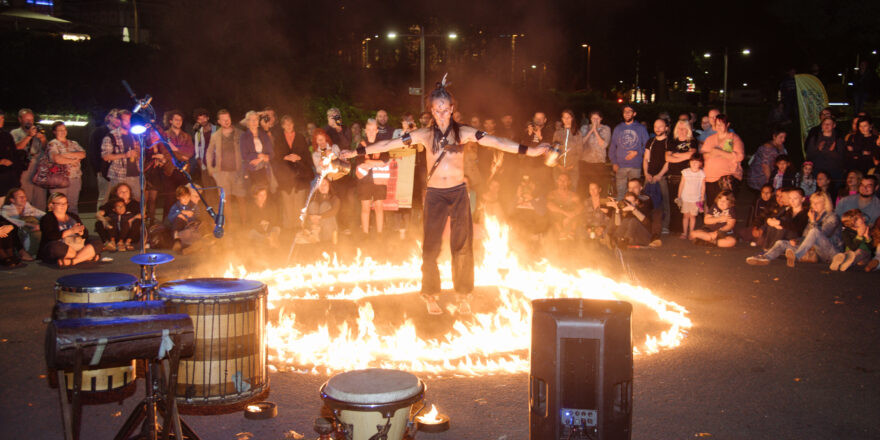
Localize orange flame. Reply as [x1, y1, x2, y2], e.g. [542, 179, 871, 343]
[226, 216, 692, 376]
[417, 405, 442, 424]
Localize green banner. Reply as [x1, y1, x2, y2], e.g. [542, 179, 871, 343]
[794, 74, 828, 156]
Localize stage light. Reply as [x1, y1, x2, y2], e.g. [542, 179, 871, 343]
[447, 32, 458, 39]
[703, 52, 711, 58]
[130, 114, 149, 135]
[741, 48, 751, 55]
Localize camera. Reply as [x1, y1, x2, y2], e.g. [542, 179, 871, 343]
[331, 114, 342, 124]
[259, 113, 271, 124]
[408, 122, 415, 129]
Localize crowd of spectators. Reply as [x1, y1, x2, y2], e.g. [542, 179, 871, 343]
[1, 101, 879, 273]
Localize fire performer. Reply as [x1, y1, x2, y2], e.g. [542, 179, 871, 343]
[342, 76, 548, 314]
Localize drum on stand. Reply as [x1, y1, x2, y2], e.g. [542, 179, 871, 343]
[321, 369, 426, 440]
[158, 278, 269, 414]
[54, 272, 139, 402]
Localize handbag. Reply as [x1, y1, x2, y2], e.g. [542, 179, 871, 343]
[32, 152, 70, 189]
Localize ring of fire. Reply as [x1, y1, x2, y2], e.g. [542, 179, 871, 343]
[227, 218, 693, 376]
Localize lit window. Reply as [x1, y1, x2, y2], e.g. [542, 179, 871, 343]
[26, 0, 55, 6]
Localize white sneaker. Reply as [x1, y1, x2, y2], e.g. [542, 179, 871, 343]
[746, 255, 770, 266]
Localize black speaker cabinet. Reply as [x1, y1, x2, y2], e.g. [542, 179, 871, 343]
[529, 298, 633, 440]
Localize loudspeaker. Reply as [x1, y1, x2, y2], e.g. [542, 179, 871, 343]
[529, 299, 633, 440]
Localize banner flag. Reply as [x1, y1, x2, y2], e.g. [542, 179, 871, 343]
[794, 74, 828, 156]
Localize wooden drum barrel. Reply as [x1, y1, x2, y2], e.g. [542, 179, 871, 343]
[157, 278, 269, 413]
[54, 273, 139, 401]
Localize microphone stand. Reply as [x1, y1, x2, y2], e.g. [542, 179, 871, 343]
[122, 81, 225, 255]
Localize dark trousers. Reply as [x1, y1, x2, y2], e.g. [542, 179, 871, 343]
[667, 175, 683, 233]
[421, 183, 473, 295]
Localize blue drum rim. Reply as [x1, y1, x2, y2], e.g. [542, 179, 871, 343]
[158, 278, 267, 301]
[55, 272, 138, 293]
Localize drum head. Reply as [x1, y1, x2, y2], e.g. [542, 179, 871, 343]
[56, 273, 138, 293]
[159, 278, 266, 301]
[324, 369, 421, 404]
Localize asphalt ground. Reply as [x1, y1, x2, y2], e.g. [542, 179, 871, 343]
[1, 225, 879, 440]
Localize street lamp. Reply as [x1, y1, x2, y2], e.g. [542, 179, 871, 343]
[386, 26, 459, 106]
[704, 48, 751, 113]
[741, 48, 751, 55]
[703, 52, 712, 58]
[581, 43, 592, 90]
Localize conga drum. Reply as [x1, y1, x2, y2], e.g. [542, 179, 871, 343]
[321, 369, 426, 440]
[158, 278, 269, 413]
[54, 272, 139, 401]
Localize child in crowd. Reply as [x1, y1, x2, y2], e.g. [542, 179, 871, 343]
[831, 209, 874, 271]
[165, 185, 202, 253]
[740, 183, 777, 247]
[690, 190, 737, 247]
[771, 154, 795, 189]
[106, 200, 135, 251]
[675, 154, 705, 239]
[794, 161, 817, 196]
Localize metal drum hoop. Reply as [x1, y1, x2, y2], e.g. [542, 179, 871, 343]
[320, 381, 426, 419]
[55, 273, 138, 294]
[158, 278, 267, 303]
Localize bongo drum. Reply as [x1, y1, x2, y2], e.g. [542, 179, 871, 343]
[321, 369, 426, 440]
[158, 278, 269, 413]
[54, 272, 139, 399]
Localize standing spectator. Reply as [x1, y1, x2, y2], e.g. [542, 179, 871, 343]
[806, 117, 844, 182]
[272, 115, 314, 230]
[305, 122, 317, 151]
[696, 108, 721, 143]
[10, 109, 48, 210]
[0, 187, 41, 260]
[392, 113, 419, 238]
[608, 105, 649, 200]
[162, 111, 195, 215]
[350, 123, 364, 148]
[524, 112, 554, 194]
[206, 110, 246, 225]
[191, 108, 216, 185]
[375, 109, 393, 141]
[690, 190, 737, 248]
[551, 110, 582, 189]
[804, 108, 838, 147]
[666, 120, 698, 233]
[835, 176, 880, 224]
[311, 129, 342, 177]
[419, 112, 433, 130]
[0, 110, 22, 196]
[747, 128, 788, 191]
[700, 114, 745, 204]
[355, 119, 389, 235]
[843, 116, 879, 175]
[545, 173, 582, 240]
[779, 69, 798, 122]
[38, 193, 101, 267]
[240, 111, 273, 190]
[643, 119, 671, 233]
[101, 110, 141, 201]
[246, 186, 281, 249]
[46, 122, 86, 214]
[677, 155, 706, 240]
[88, 109, 120, 210]
[323, 108, 352, 152]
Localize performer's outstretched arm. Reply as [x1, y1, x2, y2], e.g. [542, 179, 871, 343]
[460, 125, 548, 157]
[340, 129, 429, 159]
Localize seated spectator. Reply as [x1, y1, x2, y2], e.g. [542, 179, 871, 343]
[794, 161, 817, 196]
[625, 178, 662, 243]
[604, 190, 654, 247]
[165, 185, 202, 253]
[762, 188, 809, 249]
[739, 184, 777, 246]
[830, 209, 874, 271]
[747, 191, 841, 266]
[298, 179, 339, 244]
[1, 187, 42, 258]
[246, 186, 281, 249]
[835, 175, 880, 225]
[770, 154, 795, 189]
[582, 182, 611, 240]
[690, 190, 737, 248]
[103, 200, 137, 252]
[836, 170, 862, 204]
[38, 192, 102, 267]
[866, 218, 880, 272]
[0, 215, 25, 268]
[95, 183, 141, 251]
[546, 173, 582, 241]
[509, 174, 548, 239]
[815, 171, 835, 206]
[676, 155, 706, 240]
